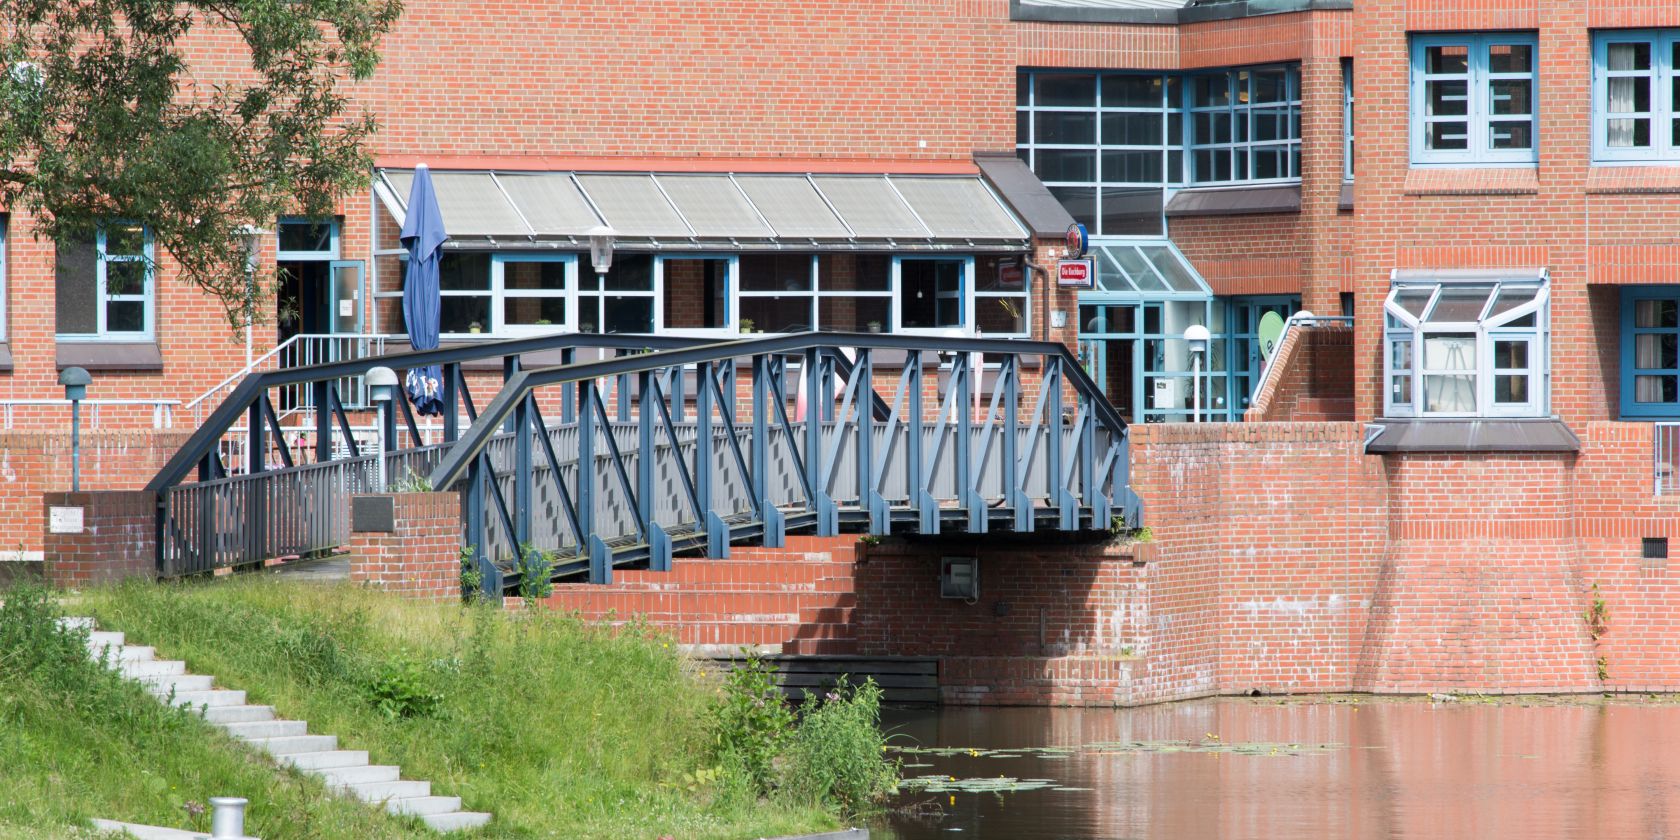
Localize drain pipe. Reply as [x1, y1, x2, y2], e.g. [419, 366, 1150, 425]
[209, 797, 249, 839]
[1021, 260, 1048, 342]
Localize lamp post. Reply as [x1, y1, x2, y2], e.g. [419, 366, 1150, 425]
[587, 226, 616, 333]
[368, 366, 397, 490]
[235, 225, 268, 368]
[1184, 324, 1209, 424]
[59, 367, 91, 491]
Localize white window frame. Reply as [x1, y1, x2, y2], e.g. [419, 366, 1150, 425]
[974, 256, 1032, 338]
[490, 253, 575, 336]
[893, 256, 972, 338]
[275, 216, 341, 262]
[1592, 30, 1680, 163]
[1382, 276, 1550, 418]
[655, 254, 737, 337]
[57, 221, 155, 341]
[1410, 33, 1540, 166]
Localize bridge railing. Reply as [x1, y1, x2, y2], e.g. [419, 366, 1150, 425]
[148, 332, 723, 578]
[426, 333, 1140, 594]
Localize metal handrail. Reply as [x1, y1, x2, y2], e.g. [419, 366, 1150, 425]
[149, 332, 715, 493]
[428, 331, 1127, 490]
[1250, 313, 1353, 406]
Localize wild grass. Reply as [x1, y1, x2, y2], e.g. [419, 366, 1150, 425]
[0, 582, 419, 838]
[75, 577, 836, 839]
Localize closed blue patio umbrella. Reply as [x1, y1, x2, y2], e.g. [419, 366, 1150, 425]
[401, 164, 449, 415]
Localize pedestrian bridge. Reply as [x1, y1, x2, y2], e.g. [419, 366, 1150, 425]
[146, 333, 1141, 597]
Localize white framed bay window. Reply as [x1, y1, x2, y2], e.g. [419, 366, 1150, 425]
[1383, 271, 1549, 418]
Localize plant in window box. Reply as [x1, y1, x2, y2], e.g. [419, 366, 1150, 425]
[738, 318, 754, 334]
[867, 321, 882, 334]
[533, 318, 552, 326]
[468, 321, 482, 334]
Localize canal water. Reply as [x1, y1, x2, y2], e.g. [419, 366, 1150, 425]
[873, 696, 1680, 839]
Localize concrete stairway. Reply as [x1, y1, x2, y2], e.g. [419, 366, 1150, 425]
[64, 617, 490, 834]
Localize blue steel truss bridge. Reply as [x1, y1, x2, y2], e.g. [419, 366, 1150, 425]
[147, 333, 1141, 597]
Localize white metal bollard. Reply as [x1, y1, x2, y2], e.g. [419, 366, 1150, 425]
[208, 796, 248, 839]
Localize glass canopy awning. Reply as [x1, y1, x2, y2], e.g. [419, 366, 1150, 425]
[373, 169, 1029, 252]
[1084, 241, 1212, 301]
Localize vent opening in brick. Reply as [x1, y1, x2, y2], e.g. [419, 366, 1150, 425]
[1644, 538, 1668, 560]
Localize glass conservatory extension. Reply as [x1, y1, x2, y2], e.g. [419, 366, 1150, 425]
[1382, 270, 1550, 418]
[1076, 241, 1228, 423]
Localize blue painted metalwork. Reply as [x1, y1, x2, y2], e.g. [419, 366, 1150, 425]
[150, 331, 1139, 591]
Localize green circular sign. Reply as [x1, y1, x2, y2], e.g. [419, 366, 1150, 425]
[1257, 311, 1287, 361]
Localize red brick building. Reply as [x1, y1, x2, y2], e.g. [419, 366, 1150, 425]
[18, 0, 1680, 700]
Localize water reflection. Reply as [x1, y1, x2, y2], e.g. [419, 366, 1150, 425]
[874, 697, 1680, 839]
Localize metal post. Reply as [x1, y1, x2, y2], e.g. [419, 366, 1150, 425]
[751, 354, 783, 547]
[697, 361, 725, 557]
[561, 348, 577, 423]
[70, 399, 81, 492]
[805, 347, 834, 535]
[442, 363, 459, 443]
[513, 394, 532, 549]
[578, 379, 606, 582]
[313, 380, 331, 462]
[857, 349, 884, 534]
[906, 350, 924, 523]
[637, 370, 670, 570]
[957, 353, 983, 532]
[208, 796, 247, 839]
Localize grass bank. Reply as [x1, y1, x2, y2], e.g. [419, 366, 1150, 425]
[0, 584, 420, 838]
[69, 578, 843, 839]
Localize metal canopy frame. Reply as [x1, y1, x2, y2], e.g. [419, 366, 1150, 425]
[1081, 241, 1213, 302]
[373, 169, 1030, 252]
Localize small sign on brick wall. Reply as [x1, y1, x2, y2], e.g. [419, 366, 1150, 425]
[49, 506, 85, 534]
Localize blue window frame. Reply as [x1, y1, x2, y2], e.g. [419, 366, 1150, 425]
[1621, 286, 1680, 418]
[276, 217, 340, 261]
[1410, 33, 1539, 166]
[55, 221, 154, 340]
[1592, 30, 1680, 162]
[1188, 66, 1301, 184]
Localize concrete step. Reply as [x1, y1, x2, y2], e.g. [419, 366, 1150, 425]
[344, 779, 430, 802]
[200, 704, 276, 724]
[253, 734, 337, 755]
[799, 606, 855, 624]
[86, 630, 125, 648]
[58, 616, 95, 631]
[280, 750, 369, 771]
[142, 674, 215, 693]
[120, 659, 186, 678]
[168, 689, 247, 709]
[782, 639, 861, 655]
[114, 645, 156, 662]
[385, 795, 462, 817]
[221, 719, 308, 740]
[421, 811, 493, 832]
[316, 764, 402, 786]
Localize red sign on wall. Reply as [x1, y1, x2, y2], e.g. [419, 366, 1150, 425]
[1057, 259, 1094, 288]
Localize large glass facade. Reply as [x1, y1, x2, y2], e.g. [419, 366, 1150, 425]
[1017, 65, 1302, 236]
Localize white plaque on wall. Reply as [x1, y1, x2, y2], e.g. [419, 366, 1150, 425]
[49, 506, 85, 534]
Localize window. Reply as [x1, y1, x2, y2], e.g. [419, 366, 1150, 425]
[1593, 30, 1680, 162]
[276, 217, 339, 260]
[1383, 275, 1549, 418]
[1620, 287, 1680, 417]
[1344, 59, 1356, 181]
[659, 256, 732, 332]
[975, 256, 1031, 336]
[495, 254, 572, 334]
[437, 252, 492, 335]
[1411, 33, 1539, 165]
[56, 222, 153, 339]
[580, 253, 655, 334]
[1016, 71, 1182, 236]
[897, 258, 967, 333]
[1189, 66, 1302, 184]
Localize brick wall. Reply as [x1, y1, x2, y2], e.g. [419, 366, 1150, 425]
[347, 492, 462, 601]
[42, 491, 156, 587]
[0, 431, 188, 557]
[1244, 323, 1353, 422]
